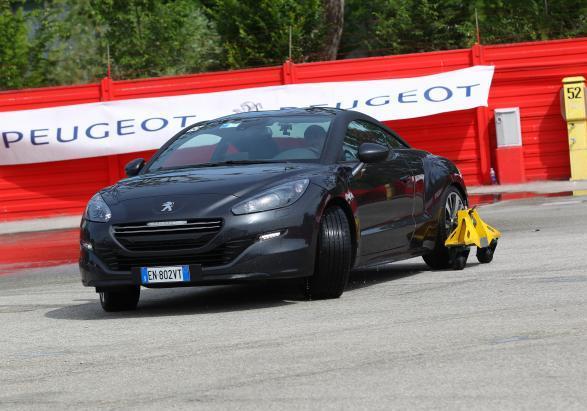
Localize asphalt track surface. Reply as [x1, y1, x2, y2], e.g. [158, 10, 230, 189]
[1, 195, 586, 410]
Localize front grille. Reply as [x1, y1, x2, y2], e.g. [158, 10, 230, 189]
[112, 219, 223, 252]
[94, 238, 254, 272]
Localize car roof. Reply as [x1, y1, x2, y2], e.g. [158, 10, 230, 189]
[216, 107, 346, 121]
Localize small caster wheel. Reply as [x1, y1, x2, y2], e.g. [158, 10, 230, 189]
[450, 247, 470, 270]
[477, 240, 497, 264]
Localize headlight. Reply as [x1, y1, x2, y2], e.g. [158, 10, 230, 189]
[84, 193, 112, 222]
[232, 179, 310, 215]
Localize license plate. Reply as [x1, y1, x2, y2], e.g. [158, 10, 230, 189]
[140, 265, 190, 284]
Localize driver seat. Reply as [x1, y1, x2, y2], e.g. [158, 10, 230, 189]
[245, 126, 279, 159]
[304, 125, 326, 149]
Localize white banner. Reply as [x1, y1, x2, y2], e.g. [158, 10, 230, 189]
[0, 65, 494, 165]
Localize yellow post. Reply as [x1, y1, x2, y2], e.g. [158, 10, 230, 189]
[562, 76, 587, 181]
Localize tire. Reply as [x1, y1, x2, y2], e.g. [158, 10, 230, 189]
[306, 206, 352, 300]
[477, 240, 497, 264]
[99, 286, 140, 312]
[423, 186, 467, 270]
[450, 247, 470, 270]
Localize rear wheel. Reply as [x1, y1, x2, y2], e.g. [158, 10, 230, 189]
[99, 286, 140, 312]
[306, 206, 352, 300]
[423, 187, 468, 270]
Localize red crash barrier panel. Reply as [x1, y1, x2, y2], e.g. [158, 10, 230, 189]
[1, 37, 587, 222]
[0, 229, 79, 275]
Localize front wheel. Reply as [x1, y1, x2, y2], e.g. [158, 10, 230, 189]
[306, 206, 352, 300]
[423, 186, 468, 270]
[99, 286, 140, 312]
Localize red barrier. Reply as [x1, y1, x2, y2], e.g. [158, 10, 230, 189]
[1, 37, 586, 221]
[0, 229, 79, 274]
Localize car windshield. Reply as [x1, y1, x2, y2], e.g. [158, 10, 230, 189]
[147, 114, 333, 172]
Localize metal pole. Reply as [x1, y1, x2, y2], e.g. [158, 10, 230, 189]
[107, 43, 112, 78]
[289, 26, 292, 60]
[475, 8, 481, 45]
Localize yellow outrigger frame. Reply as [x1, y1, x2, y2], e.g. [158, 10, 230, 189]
[445, 207, 501, 249]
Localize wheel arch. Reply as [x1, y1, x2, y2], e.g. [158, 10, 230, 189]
[450, 181, 468, 207]
[447, 182, 469, 206]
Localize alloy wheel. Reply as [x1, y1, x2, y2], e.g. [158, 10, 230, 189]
[445, 191, 465, 233]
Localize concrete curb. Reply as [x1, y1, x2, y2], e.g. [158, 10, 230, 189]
[0, 215, 81, 235]
[468, 179, 587, 195]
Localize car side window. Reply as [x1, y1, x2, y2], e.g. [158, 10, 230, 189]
[386, 130, 409, 149]
[342, 121, 385, 161]
[342, 120, 406, 161]
[359, 120, 407, 150]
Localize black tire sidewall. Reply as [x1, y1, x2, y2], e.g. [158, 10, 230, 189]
[308, 206, 352, 299]
[100, 287, 140, 312]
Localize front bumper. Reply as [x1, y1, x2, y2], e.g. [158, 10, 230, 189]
[79, 196, 321, 289]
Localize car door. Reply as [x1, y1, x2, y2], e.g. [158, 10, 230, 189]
[342, 120, 415, 255]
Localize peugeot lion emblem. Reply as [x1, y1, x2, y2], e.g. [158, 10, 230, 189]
[161, 201, 175, 212]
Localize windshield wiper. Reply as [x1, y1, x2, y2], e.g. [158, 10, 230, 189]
[211, 160, 283, 165]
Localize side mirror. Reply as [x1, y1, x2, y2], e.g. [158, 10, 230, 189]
[358, 143, 389, 163]
[125, 158, 145, 177]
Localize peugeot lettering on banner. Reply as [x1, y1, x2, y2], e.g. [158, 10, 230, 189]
[0, 66, 495, 165]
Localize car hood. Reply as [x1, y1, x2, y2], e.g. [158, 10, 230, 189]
[101, 163, 330, 206]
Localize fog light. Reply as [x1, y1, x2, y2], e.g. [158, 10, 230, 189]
[258, 231, 283, 241]
[81, 241, 93, 250]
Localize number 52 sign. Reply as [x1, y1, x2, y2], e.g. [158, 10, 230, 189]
[560, 77, 587, 122]
[566, 86, 583, 100]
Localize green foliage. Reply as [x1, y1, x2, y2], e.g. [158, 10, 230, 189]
[0, 0, 222, 90]
[0, 0, 586, 90]
[341, 0, 587, 58]
[26, 2, 75, 87]
[341, 0, 476, 57]
[476, 0, 587, 44]
[374, 0, 476, 53]
[90, 0, 222, 79]
[205, 0, 326, 68]
[0, 1, 30, 89]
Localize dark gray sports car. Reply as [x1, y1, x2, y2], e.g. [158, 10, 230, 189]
[80, 108, 469, 311]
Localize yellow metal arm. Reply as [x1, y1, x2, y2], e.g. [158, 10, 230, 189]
[445, 208, 501, 248]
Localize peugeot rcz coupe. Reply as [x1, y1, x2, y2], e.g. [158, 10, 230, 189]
[79, 108, 468, 311]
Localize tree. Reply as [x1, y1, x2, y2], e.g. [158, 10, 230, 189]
[0, 1, 31, 89]
[340, 0, 475, 58]
[476, 0, 587, 44]
[1, 0, 587, 90]
[26, 1, 78, 87]
[340, 0, 587, 59]
[204, 0, 327, 68]
[0, 0, 223, 90]
[87, 0, 222, 79]
[321, 0, 344, 60]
